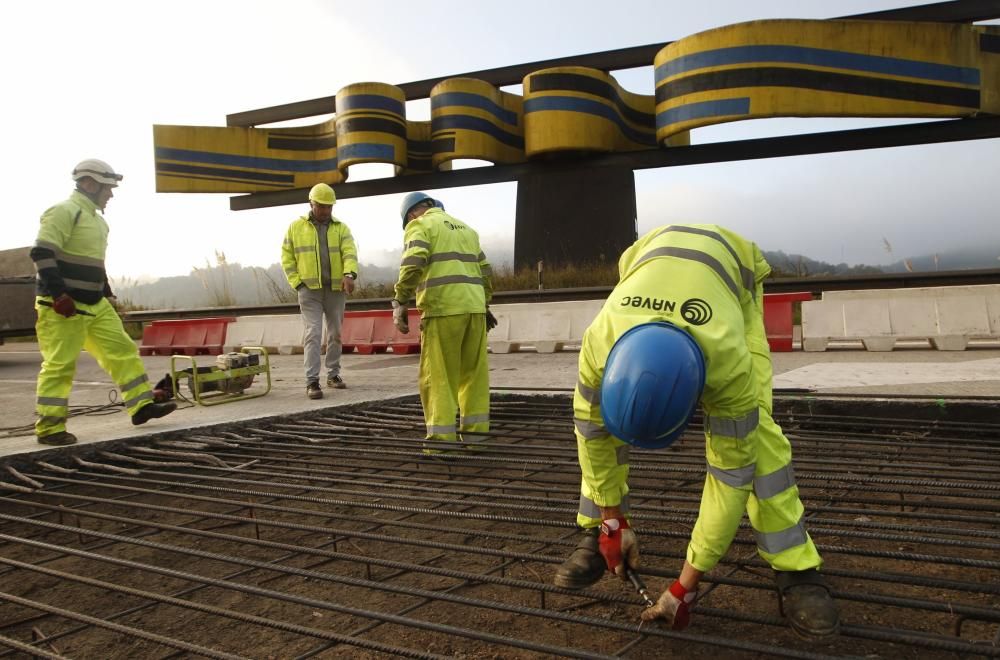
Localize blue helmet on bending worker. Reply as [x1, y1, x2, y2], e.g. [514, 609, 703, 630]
[600, 322, 706, 449]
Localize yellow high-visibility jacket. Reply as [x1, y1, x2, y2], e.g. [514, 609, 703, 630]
[573, 224, 822, 574]
[281, 215, 358, 291]
[30, 191, 111, 305]
[394, 208, 493, 318]
[574, 223, 772, 508]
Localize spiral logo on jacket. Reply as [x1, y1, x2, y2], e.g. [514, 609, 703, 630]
[681, 298, 712, 325]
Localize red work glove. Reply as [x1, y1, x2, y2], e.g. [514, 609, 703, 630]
[51, 294, 77, 318]
[598, 517, 639, 577]
[641, 579, 698, 629]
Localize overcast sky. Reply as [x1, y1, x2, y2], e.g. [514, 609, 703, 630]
[3, 0, 998, 280]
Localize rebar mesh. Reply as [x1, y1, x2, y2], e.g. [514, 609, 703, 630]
[0, 394, 998, 659]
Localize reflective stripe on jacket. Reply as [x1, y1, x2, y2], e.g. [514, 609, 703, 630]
[30, 191, 110, 304]
[394, 208, 493, 318]
[281, 215, 358, 291]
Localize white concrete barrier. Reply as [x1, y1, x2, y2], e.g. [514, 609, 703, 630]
[823, 284, 1000, 302]
[844, 300, 896, 352]
[489, 300, 604, 353]
[932, 295, 992, 350]
[224, 315, 304, 355]
[800, 300, 844, 352]
[802, 287, 1000, 352]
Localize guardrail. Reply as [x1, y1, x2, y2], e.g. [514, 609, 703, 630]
[120, 268, 1000, 323]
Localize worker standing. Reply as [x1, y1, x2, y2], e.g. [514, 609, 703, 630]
[553, 224, 839, 639]
[31, 159, 177, 446]
[281, 183, 358, 399]
[392, 192, 496, 453]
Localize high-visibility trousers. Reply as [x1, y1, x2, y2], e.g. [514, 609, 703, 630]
[35, 297, 154, 438]
[687, 275, 823, 574]
[687, 408, 823, 573]
[418, 313, 489, 450]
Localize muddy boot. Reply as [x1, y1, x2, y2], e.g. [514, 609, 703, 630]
[131, 402, 177, 426]
[553, 527, 607, 589]
[775, 569, 840, 639]
[37, 431, 78, 446]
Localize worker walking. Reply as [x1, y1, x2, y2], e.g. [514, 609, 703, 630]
[281, 183, 358, 399]
[392, 192, 496, 453]
[554, 224, 839, 639]
[31, 159, 177, 446]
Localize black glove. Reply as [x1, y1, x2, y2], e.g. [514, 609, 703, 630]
[296, 283, 306, 290]
[485, 308, 498, 332]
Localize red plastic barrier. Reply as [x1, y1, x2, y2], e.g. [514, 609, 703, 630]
[139, 324, 176, 356]
[367, 313, 396, 355]
[341, 309, 423, 355]
[341, 313, 375, 354]
[342, 310, 391, 354]
[763, 292, 812, 352]
[139, 317, 235, 356]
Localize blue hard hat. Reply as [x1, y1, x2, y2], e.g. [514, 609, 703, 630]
[400, 191, 442, 226]
[600, 322, 706, 449]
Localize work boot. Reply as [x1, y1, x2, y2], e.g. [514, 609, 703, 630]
[775, 569, 840, 639]
[37, 431, 77, 446]
[132, 401, 178, 426]
[327, 375, 346, 389]
[422, 439, 457, 457]
[306, 382, 323, 400]
[553, 527, 607, 589]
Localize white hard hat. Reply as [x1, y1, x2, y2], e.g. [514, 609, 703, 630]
[72, 159, 123, 186]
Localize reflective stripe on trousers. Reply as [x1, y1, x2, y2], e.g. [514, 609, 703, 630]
[578, 492, 631, 523]
[706, 408, 759, 440]
[459, 412, 490, 444]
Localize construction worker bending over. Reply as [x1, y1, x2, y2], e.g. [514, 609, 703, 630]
[554, 224, 839, 639]
[281, 183, 358, 400]
[30, 160, 177, 446]
[392, 192, 496, 453]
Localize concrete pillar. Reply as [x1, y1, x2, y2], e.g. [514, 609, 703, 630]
[514, 165, 637, 269]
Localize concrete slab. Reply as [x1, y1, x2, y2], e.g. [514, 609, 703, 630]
[774, 356, 1000, 391]
[0, 342, 580, 459]
[3, 341, 999, 460]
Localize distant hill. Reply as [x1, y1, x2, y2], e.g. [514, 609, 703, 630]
[761, 250, 884, 278]
[114, 245, 996, 310]
[112, 260, 399, 310]
[881, 246, 1000, 273]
